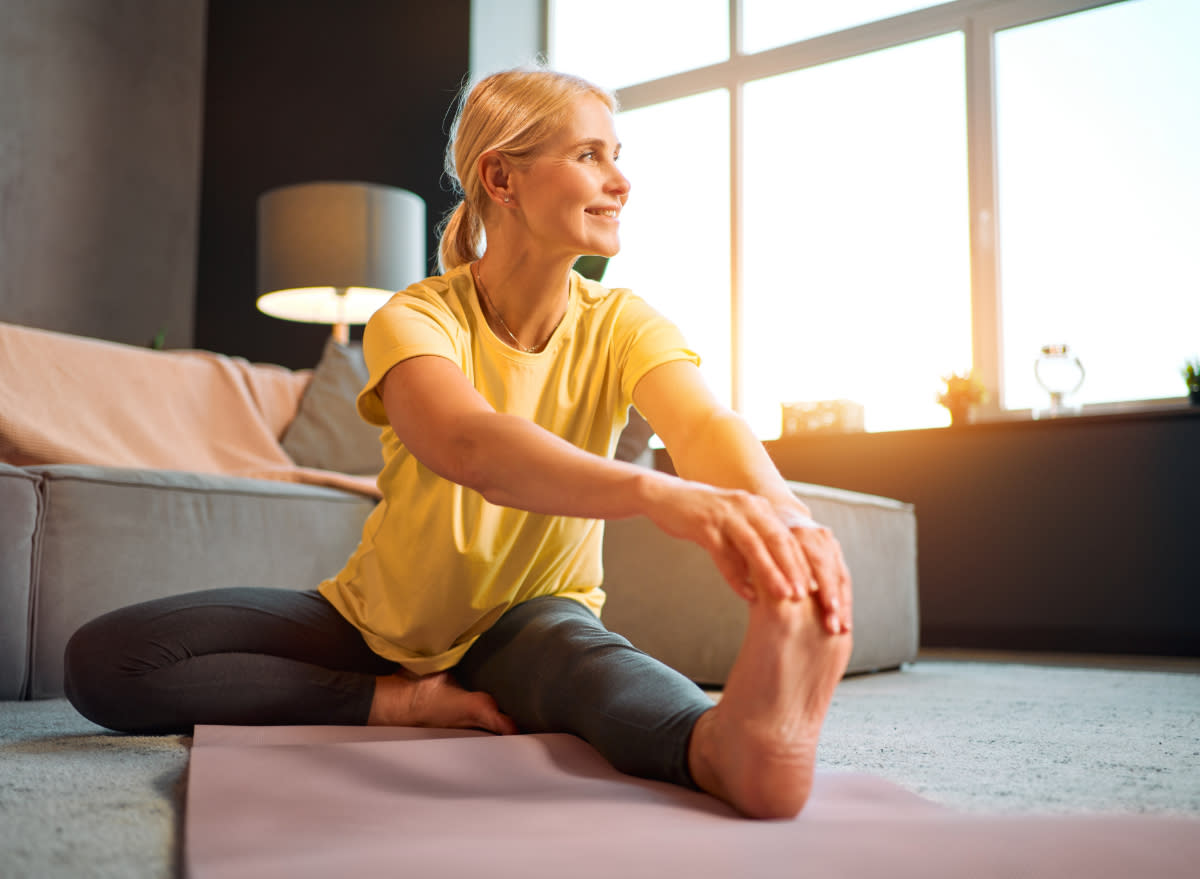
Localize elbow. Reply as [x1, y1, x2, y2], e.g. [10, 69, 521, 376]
[442, 419, 510, 502]
[456, 444, 498, 500]
[440, 432, 490, 496]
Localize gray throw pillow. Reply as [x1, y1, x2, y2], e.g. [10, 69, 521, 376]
[281, 338, 382, 475]
[614, 407, 653, 464]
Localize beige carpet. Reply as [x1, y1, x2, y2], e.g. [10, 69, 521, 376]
[823, 656, 1200, 815]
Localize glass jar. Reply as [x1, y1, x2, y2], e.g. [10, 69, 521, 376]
[1034, 344, 1085, 418]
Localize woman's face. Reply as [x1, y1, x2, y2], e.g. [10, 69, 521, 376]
[508, 95, 630, 262]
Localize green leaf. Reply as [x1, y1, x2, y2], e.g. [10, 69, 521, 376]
[573, 255, 609, 282]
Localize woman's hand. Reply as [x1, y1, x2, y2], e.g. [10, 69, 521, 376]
[643, 480, 852, 634]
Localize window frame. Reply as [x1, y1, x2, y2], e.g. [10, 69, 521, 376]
[548, 0, 1164, 422]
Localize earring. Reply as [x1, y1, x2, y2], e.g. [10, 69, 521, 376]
[503, 195, 511, 203]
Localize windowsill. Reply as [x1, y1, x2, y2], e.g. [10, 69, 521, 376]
[766, 398, 1200, 441]
[948, 398, 1200, 430]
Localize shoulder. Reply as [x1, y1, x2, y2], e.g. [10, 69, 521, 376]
[361, 266, 479, 377]
[573, 273, 666, 326]
[566, 273, 695, 370]
[388, 265, 472, 318]
[368, 265, 474, 337]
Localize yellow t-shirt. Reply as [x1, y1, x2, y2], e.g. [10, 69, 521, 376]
[318, 263, 699, 674]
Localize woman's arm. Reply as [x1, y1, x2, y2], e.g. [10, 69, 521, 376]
[631, 360, 801, 507]
[378, 354, 664, 519]
[378, 354, 849, 629]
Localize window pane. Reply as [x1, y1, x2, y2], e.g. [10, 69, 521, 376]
[995, 0, 1200, 411]
[742, 0, 943, 54]
[604, 91, 732, 405]
[548, 0, 728, 90]
[742, 33, 970, 436]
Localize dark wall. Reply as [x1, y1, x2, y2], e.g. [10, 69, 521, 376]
[758, 409, 1200, 657]
[196, 0, 471, 369]
[0, 0, 205, 348]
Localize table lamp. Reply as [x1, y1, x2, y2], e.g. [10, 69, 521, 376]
[257, 181, 426, 344]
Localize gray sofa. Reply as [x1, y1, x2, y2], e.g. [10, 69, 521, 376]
[1, 460, 918, 703]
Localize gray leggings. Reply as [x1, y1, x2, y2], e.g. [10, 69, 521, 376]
[63, 589, 713, 788]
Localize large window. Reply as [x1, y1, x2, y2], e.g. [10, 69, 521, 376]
[741, 33, 969, 434]
[742, 0, 946, 52]
[549, 0, 1200, 434]
[547, 0, 729, 89]
[993, 0, 1200, 411]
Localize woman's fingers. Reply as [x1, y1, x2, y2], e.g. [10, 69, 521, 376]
[652, 483, 849, 617]
[833, 539, 853, 632]
[731, 500, 854, 631]
[724, 494, 808, 602]
[710, 495, 821, 605]
[710, 547, 758, 603]
[787, 522, 853, 634]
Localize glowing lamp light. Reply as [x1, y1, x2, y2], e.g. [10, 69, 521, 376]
[256, 182, 426, 344]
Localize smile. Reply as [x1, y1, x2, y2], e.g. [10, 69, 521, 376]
[586, 208, 620, 219]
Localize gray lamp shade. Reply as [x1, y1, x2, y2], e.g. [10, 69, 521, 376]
[256, 181, 426, 332]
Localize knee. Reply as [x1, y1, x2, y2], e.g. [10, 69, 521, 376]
[63, 615, 139, 732]
[515, 599, 633, 668]
[456, 597, 630, 698]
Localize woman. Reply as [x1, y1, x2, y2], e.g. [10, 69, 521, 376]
[64, 67, 853, 820]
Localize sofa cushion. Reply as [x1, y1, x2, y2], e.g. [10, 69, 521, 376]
[27, 465, 377, 699]
[601, 480, 918, 685]
[0, 464, 41, 699]
[282, 339, 383, 476]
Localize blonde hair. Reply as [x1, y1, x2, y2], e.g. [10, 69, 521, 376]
[437, 67, 617, 271]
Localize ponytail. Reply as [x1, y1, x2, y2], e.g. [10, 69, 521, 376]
[437, 199, 483, 272]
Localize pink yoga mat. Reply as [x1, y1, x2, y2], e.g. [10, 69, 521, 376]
[186, 725, 1200, 879]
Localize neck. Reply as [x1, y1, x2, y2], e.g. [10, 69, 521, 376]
[472, 251, 573, 353]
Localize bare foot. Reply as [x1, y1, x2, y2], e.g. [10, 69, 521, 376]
[367, 670, 519, 735]
[688, 594, 852, 819]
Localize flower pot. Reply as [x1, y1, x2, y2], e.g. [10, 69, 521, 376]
[1189, 387, 1200, 406]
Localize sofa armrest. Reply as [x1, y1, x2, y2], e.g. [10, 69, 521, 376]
[0, 464, 42, 699]
[600, 480, 918, 685]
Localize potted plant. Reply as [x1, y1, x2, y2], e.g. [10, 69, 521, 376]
[937, 370, 987, 426]
[1183, 358, 1200, 405]
[573, 255, 609, 281]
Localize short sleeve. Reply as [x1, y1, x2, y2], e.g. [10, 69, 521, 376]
[611, 293, 701, 407]
[355, 290, 465, 425]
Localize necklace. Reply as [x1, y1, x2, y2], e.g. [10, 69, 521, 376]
[472, 261, 557, 354]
